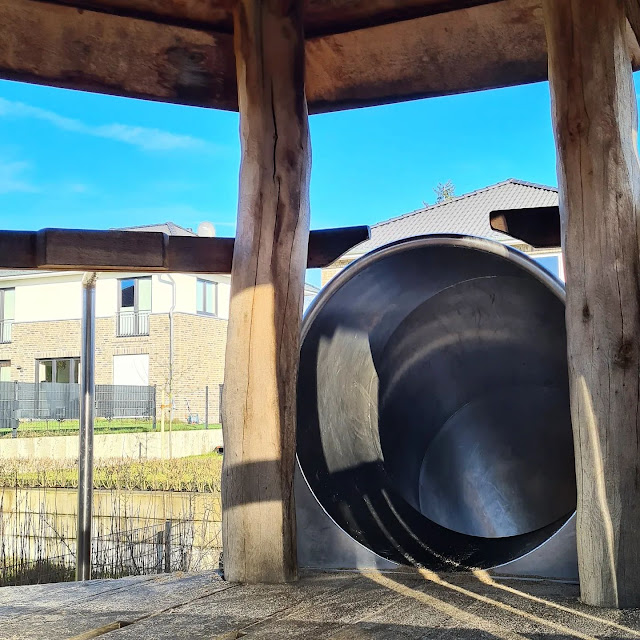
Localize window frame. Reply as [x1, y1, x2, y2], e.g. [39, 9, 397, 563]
[37, 357, 80, 384]
[0, 288, 14, 343]
[117, 276, 152, 313]
[0, 361, 10, 383]
[196, 278, 219, 317]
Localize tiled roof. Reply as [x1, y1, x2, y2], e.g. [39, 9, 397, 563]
[350, 179, 559, 255]
[116, 222, 197, 236]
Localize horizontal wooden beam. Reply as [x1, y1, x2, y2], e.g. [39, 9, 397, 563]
[490, 206, 561, 249]
[0, 226, 370, 273]
[0, 0, 238, 110]
[6, 0, 637, 113]
[308, 0, 549, 111]
[38, 0, 500, 38]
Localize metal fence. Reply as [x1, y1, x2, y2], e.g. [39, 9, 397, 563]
[0, 517, 220, 587]
[0, 382, 156, 434]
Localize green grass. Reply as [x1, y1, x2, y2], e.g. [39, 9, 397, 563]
[0, 452, 223, 492]
[0, 419, 222, 439]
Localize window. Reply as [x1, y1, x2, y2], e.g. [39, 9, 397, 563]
[119, 277, 151, 312]
[37, 358, 80, 384]
[0, 361, 10, 382]
[197, 279, 218, 316]
[113, 354, 149, 386]
[534, 254, 565, 282]
[0, 288, 14, 343]
[117, 277, 151, 336]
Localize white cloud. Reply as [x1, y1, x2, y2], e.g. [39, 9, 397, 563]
[0, 98, 208, 152]
[0, 160, 38, 194]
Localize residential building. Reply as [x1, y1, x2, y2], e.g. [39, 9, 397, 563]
[0, 222, 318, 424]
[321, 179, 563, 285]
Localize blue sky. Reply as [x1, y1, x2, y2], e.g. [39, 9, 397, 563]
[0, 75, 636, 285]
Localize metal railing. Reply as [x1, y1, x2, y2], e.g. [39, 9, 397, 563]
[0, 382, 156, 433]
[0, 320, 12, 343]
[116, 310, 150, 337]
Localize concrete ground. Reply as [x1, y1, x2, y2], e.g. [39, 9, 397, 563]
[3, 570, 640, 639]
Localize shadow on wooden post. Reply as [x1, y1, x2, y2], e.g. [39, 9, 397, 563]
[221, 0, 310, 584]
[543, 0, 640, 608]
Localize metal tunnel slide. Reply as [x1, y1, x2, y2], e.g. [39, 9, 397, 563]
[295, 235, 578, 579]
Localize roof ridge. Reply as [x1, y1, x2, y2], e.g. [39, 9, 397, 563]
[166, 221, 196, 235]
[115, 221, 197, 236]
[507, 178, 558, 192]
[372, 179, 556, 230]
[116, 223, 160, 230]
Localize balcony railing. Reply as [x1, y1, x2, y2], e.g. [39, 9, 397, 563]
[117, 311, 150, 337]
[0, 320, 12, 343]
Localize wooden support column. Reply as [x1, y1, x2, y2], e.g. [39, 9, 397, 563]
[221, 0, 310, 582]
[543, 0, 640, 607]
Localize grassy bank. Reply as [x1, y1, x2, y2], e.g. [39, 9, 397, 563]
[0, 453, 223, 492]
[0, 419, 222, 439]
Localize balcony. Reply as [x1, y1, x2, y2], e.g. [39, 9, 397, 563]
[0, 320, 12, 343]
[117, 310, 150, 337]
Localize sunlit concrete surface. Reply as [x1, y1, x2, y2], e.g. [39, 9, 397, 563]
[3, 570, 640, 639]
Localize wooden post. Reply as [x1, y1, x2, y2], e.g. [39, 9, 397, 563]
[543, 0, 640, 607]
[222, 0, 310, 583]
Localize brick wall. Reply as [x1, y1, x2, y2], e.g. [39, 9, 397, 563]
[0, 320, 81, 382]
[0, 312, 228, 424]
[172, 313, 227, 424]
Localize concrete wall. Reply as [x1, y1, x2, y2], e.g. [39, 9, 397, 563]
[0, 428, 223, 461]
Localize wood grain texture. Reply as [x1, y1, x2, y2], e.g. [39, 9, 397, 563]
[221, 0, 310, 583]
[0, 227, 365, 272]
[543, 0, 640, 608]
[6, 0, 639, 113]
[0, 0, 237, 109]
[307, 0, 549, 111]
[19, 0, 501, 37]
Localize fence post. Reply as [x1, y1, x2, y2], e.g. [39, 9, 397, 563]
[219, 384, 224, 427]
[205, 386, 209, 430]
[11, 381, 18, 438]
[152, 385, 157, 431]
[156, 529, 164, 574]
[164, 520, 171, 573]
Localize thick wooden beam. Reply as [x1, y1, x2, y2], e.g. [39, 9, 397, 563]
[6, 0, 639, 114]
[490, 206, 561, 249]
[543, 0, 640, 608]
[0, 226, 366, 272]
[0, 0, 238, 110]
[221, 0, 310, 582]
[307, 0, 549, 111]
[48, 0, 500, 37]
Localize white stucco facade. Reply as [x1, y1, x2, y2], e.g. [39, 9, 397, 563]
[1, 271, 232, 323]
